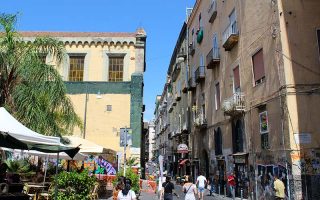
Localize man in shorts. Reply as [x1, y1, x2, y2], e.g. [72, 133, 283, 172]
[196, 171, 207, 200]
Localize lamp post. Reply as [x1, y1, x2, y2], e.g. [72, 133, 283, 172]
[123, 127, 128, 177]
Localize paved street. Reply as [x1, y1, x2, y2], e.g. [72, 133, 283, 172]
[105, 183, 246, 200]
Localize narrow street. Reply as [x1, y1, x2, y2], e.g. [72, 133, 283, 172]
[105, 183, 245, 200]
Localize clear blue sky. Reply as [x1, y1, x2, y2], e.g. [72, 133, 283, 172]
[1, 0, 195, 122]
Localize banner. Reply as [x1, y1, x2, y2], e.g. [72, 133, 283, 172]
[158, 155, 163, 192]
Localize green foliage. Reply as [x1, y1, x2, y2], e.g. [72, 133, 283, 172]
[0, 13, 82, 136]
[126, 157, 139, 167]
[115, 168, 140, 194]
[5, 159, 32, 174]
[52, 169, 97, 200]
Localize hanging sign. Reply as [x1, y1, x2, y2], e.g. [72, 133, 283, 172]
[177, 143, 189, 153]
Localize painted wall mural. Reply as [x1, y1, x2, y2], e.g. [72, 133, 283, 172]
[62, 155, 117, 175]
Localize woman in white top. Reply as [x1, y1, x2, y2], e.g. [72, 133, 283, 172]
[117, 178, 137, 200]
[182, 176, 197, 200]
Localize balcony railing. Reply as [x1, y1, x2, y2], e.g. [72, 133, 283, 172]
[167, 97, 174, 113]
[194, 113, 207, 129]
[208, 0, 217, 23]
[175, 91, 181, 101]
[206, 47, 220, 69]
[222, 21, 239, 51]
[188, 76, 196, 91]
[189, 43, 195, 56]
[222, 92, 245, 116]
[171, 63, 181, 82]
[182, 80, 188, 93]
[195, 66, 205, 83]
[177, 50, 187, 59]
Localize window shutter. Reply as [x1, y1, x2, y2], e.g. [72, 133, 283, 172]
[317, 30, 320, 57]
[252, 49, 265, 82]
[233, 65, 240, 90]
[215, 82, 220, 109]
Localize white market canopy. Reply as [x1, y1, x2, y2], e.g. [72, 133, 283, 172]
[0, 107, 79, 157]
[64, 136, 104, 154]
[0, 107, 60, 145]
[23, 150, 87, 161]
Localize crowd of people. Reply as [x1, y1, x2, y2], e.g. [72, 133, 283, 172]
[157, 170, 286, 200]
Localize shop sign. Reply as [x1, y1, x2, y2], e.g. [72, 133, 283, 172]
[177, 143, 188, 153]
[294, 133, 311, 144]
[234, 156, 246, 164]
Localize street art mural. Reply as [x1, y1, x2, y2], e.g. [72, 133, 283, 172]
[84, 155, 117, 175]
[61, 155, 117, 175]
[291, 149, 320, 199]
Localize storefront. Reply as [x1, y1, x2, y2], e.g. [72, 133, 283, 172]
[216, 156, 226, 194]
[233, 153, 249, 198]
[177, 144, 191, 177]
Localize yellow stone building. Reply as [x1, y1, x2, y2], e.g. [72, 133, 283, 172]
[21, 30, 147, 166]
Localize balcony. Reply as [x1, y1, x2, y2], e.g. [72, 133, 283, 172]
[194, 113, 207, 130]
[195, 66, 205, 83]
[189, 43, 195, 56]
[167, 98, 174, 113]
[206, 47, 220, 69]
[188, 76, 196, 91]
[173, 99, 177, 106]
[171, 63, 181, 82]
[182, 121, 188, 133]
[175, 92, 181, 101]
[182, 80, 188, 93]
[208, 1, 217, 23]
[222, 21, 239, 51]
[222, 92, 245, 116]
[177, 50, 187, 60]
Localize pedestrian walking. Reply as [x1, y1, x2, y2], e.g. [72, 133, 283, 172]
[195, 171, 207, 200]
[182, 176, 197, 200]
[208, 173, 216, 196]
[160, 176, 179, 200]
[227, 172, 236, 200]
[113, 176, 125, 200]
[117, 178, 137, 200]
[273, 174, 285, 200]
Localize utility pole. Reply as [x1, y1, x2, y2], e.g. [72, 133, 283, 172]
[123, 127, 127, 177]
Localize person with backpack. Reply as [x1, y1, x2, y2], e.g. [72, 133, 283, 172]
[182, 176, 197, 200]
[117, 178, 137, 200]
[160, 176, 179, 200]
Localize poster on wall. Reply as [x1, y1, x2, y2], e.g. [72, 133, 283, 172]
[259, 111, 269, 134]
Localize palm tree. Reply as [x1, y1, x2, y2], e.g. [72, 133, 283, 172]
[0, 13, 82, 137]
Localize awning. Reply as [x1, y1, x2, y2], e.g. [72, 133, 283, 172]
[1, 148, 87, 161]
[0, 107, 79, 158]
[64, 136, 104, 153]
[232, 152, 248, 156]
[179, 159, 190, 165]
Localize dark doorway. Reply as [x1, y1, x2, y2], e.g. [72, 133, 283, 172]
[232, 119, 244, 153]
[214, 127, 223, 155]
[201, 150, 209, 177]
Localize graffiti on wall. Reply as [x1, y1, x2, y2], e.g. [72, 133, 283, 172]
[291, 149, 320, 175]
[257, 164, 289, 200]
[81, 155, 117, 175]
